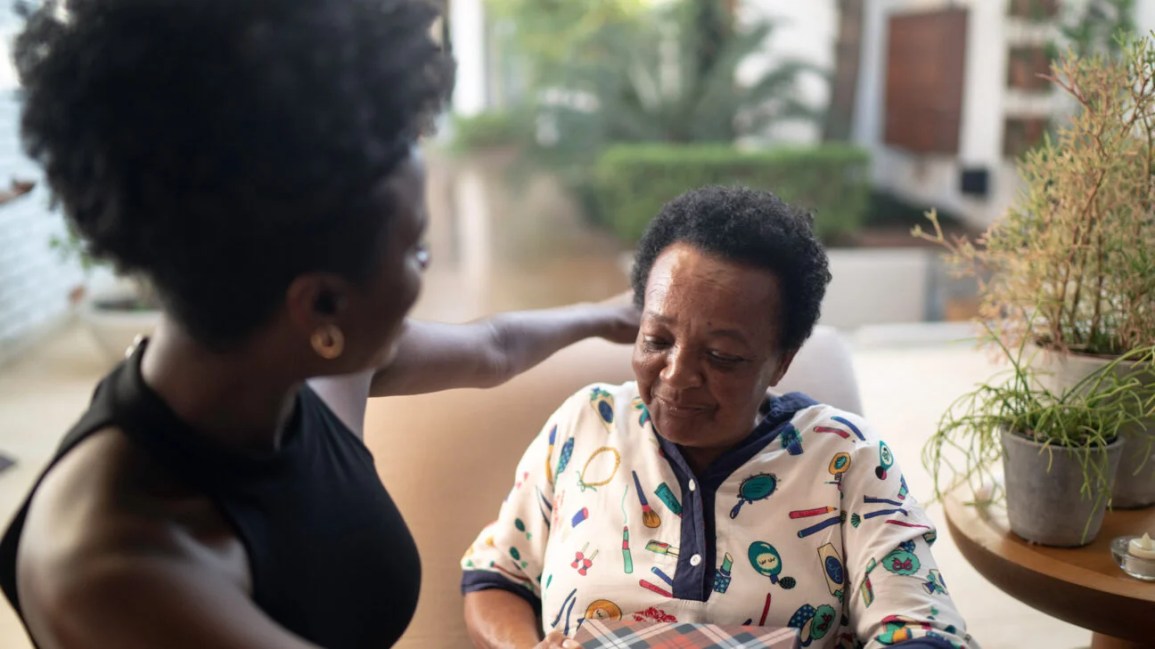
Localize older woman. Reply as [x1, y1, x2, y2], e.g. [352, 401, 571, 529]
[0, 2, 638, 648]
[462, 187, 975, 649]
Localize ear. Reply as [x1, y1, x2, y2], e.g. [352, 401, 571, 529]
[284, 272, 353, 335]
[767, 347, 799, 387]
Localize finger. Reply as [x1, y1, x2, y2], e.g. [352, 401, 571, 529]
[542, 630, 580, 649]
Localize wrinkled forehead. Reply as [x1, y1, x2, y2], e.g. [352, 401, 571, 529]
[643, 243, 783, 328]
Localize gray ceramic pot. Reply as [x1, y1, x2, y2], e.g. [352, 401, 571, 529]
[1001, 429, 1125, 547]
[1030, 345, 1155, 509]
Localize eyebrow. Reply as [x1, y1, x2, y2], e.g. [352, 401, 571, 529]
[644, 312, 752, 346]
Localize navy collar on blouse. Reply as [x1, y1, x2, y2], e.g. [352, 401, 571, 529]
[651, 391, 818, 602]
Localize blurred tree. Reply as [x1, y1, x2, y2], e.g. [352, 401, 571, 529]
[486, 0, 650, 86]
[692, 0, 732, 86]
[488, 0, 822, 162]
[1061, 0, 1135, 57]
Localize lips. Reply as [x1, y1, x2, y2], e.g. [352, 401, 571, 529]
[653, 395, 713, 417]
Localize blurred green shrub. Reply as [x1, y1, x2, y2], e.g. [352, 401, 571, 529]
[449, 111, 530, 152]
[593, 144, 870, 244]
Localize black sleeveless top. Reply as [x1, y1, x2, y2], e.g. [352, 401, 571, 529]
[0, 342, 421, 648]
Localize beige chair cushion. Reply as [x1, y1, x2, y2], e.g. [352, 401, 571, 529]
[363, 326, 859, 648]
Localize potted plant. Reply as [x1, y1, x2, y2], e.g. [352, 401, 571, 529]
[924, 331, 1147, 546]
[916, 33, 1155, 507]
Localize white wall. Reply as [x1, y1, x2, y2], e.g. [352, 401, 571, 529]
[0, 129, 80, 366]
[854, 0, 1155, 230]
[821, 248, 934, 330]
[741, 0, 837, 145]
[854, 0, 1025, 229]
[0, 9, 82, 365]
[1135, 0, 1155, 34]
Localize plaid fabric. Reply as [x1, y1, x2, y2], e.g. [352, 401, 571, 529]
[574, 619, 800, 649]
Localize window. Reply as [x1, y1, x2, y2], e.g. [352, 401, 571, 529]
[884, 8, 968, 155]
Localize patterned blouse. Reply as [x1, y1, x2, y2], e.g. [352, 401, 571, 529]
[461, 382, 976, 649]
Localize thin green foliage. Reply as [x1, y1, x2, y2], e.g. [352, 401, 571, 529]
[914, 34, 1155, 356]
[1058, 0, 1136, 58]
[924, 320, 1155, 531]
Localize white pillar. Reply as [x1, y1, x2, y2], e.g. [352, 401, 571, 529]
[958, 0, 1004, 168]
[1135, 0, 1155, 34]
[449, 0, 487, 117]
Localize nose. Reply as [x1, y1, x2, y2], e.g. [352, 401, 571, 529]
[660, 345, 703, 390]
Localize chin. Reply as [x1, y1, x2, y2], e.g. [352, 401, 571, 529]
[350, 336, 398, 374]
[652, 417, 704, 447]
[374, 340, 401, 369]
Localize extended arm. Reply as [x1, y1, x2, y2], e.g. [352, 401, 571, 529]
[308, 297, 637, 437]
[369, 297, 638, 397]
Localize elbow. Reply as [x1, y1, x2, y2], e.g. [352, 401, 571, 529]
[462, 591, 503, 649]
[478, 319, 517, 388]
[462, 588, 542, 649]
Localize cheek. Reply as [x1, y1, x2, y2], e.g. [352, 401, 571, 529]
[388, 254, 425, 311]
[399, 263, 423, 310]
[709, 373, 769, 420]
[367, 313, 412, 368]
[631, 347, 655, 386]
[360, 262, 421, 355]
[761, 353, 788, 385]
[631, 350, 668, 403]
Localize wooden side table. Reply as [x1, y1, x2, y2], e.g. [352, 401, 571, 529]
[944, 489, 1155, 648]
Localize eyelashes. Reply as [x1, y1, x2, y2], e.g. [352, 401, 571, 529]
[640, 338, 748, 367]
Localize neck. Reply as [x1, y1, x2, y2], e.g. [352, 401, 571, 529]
[678, 411, 763, 475]
[141, 316, 302, 453]
[677, 447, 715, 476]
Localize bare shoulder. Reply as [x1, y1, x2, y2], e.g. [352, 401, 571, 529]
[18, 425, 248, 586]
[14, 427, 303, 649]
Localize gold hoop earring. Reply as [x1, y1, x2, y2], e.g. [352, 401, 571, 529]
[310, 324, 345, 360]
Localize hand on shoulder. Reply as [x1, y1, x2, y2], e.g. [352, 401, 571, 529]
[593, 290, 641, 345]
